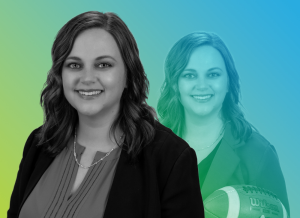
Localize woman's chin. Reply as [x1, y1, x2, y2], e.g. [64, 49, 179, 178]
[76, 107, 103, 118]
[188, 108, 217, 119]
[186, 103, 223, 119]
[194, 111, 213, 118]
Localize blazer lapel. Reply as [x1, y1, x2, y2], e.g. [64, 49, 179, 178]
[201, 125, 245, 200]
[104, 149, 128, 217]
[104, 149, 145, 218]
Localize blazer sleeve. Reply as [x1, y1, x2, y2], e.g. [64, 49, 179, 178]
[160, 147, 204, 218]
[7, 129, 39, 218]
[255, 144, 290, 216]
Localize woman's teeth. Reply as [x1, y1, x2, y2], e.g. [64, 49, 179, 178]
[192, 95, 212, 100]
[78, 91, 102, 96]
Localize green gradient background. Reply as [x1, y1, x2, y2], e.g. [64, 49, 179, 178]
[1, 0, 299, 217]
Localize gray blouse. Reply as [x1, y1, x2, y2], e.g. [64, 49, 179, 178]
[19, 138, 121, 218]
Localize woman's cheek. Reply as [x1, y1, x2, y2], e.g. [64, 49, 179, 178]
[178, 79, 189, 95]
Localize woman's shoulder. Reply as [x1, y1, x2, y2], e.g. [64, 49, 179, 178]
[141, 121, 197, 180]
[22, 126, 43, 156]
[236, 131, 279, 164]
[145, 121, 192, 157]
[154, 121, 189, 145]
[243, 131, 276, 153]
[27, 126, 42, 143]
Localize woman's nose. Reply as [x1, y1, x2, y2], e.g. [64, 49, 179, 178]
[195, 77, 208, 90]
[80, 68, 96, 85]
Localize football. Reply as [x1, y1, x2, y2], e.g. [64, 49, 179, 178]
[204, 185, 289, 218]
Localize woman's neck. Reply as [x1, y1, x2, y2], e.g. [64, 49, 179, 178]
[183, 110, 225, 145]
[76, 111, 122, 152]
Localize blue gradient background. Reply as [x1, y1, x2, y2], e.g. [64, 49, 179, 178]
[1, 0, 299, 217]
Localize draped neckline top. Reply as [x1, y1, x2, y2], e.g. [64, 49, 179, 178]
[19, 138, 122, 218]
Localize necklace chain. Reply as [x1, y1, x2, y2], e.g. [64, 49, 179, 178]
[73, 129, 124, 169]
[186, 122, 228, 151]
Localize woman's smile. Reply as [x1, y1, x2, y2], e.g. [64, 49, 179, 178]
[191, 94, 214, 102]
[76, 89, 104, 99]
[78, 90, 103, 96]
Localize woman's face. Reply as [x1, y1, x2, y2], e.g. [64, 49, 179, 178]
[178, 45, 228, 119]
[62, 28, 127, 118]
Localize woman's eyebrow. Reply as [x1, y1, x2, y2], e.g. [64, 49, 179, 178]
[183, 68, 197, 72]
[65, 56, 81, 61]
[95, 55, 116, 61]
[65, 55, 117, 61]
[207, 67, 223, 72]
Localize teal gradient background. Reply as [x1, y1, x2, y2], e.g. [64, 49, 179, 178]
[1, 0, 299, 217]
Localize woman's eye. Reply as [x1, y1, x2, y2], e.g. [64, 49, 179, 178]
[208, 73, 219, 77]
[97, 63, 112, 68]
[68, 63, 81, 69]
[183, 73, 195, 79]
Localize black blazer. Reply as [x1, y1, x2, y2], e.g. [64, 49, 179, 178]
[201, 124, 290, 215]
[8, 122, 204, 218]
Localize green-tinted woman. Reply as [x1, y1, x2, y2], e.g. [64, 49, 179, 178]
[157, 32, 290, 215]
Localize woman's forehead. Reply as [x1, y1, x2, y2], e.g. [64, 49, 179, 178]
[185, 46, 226, 70]
[68, 28, 122, 60]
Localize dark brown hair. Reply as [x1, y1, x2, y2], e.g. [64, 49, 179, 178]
[39, 11, 156, 159]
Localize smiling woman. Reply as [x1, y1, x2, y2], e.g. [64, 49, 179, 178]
[157, 32, 290, 217]
[8, 11, 204, 218]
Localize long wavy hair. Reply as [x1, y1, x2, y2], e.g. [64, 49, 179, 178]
[157, 32, 255, 141]
[39, 11, 156, 159]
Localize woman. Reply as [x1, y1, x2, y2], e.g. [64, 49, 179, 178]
[8, 12, 204, 218]
[157, 32, 290, 215]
